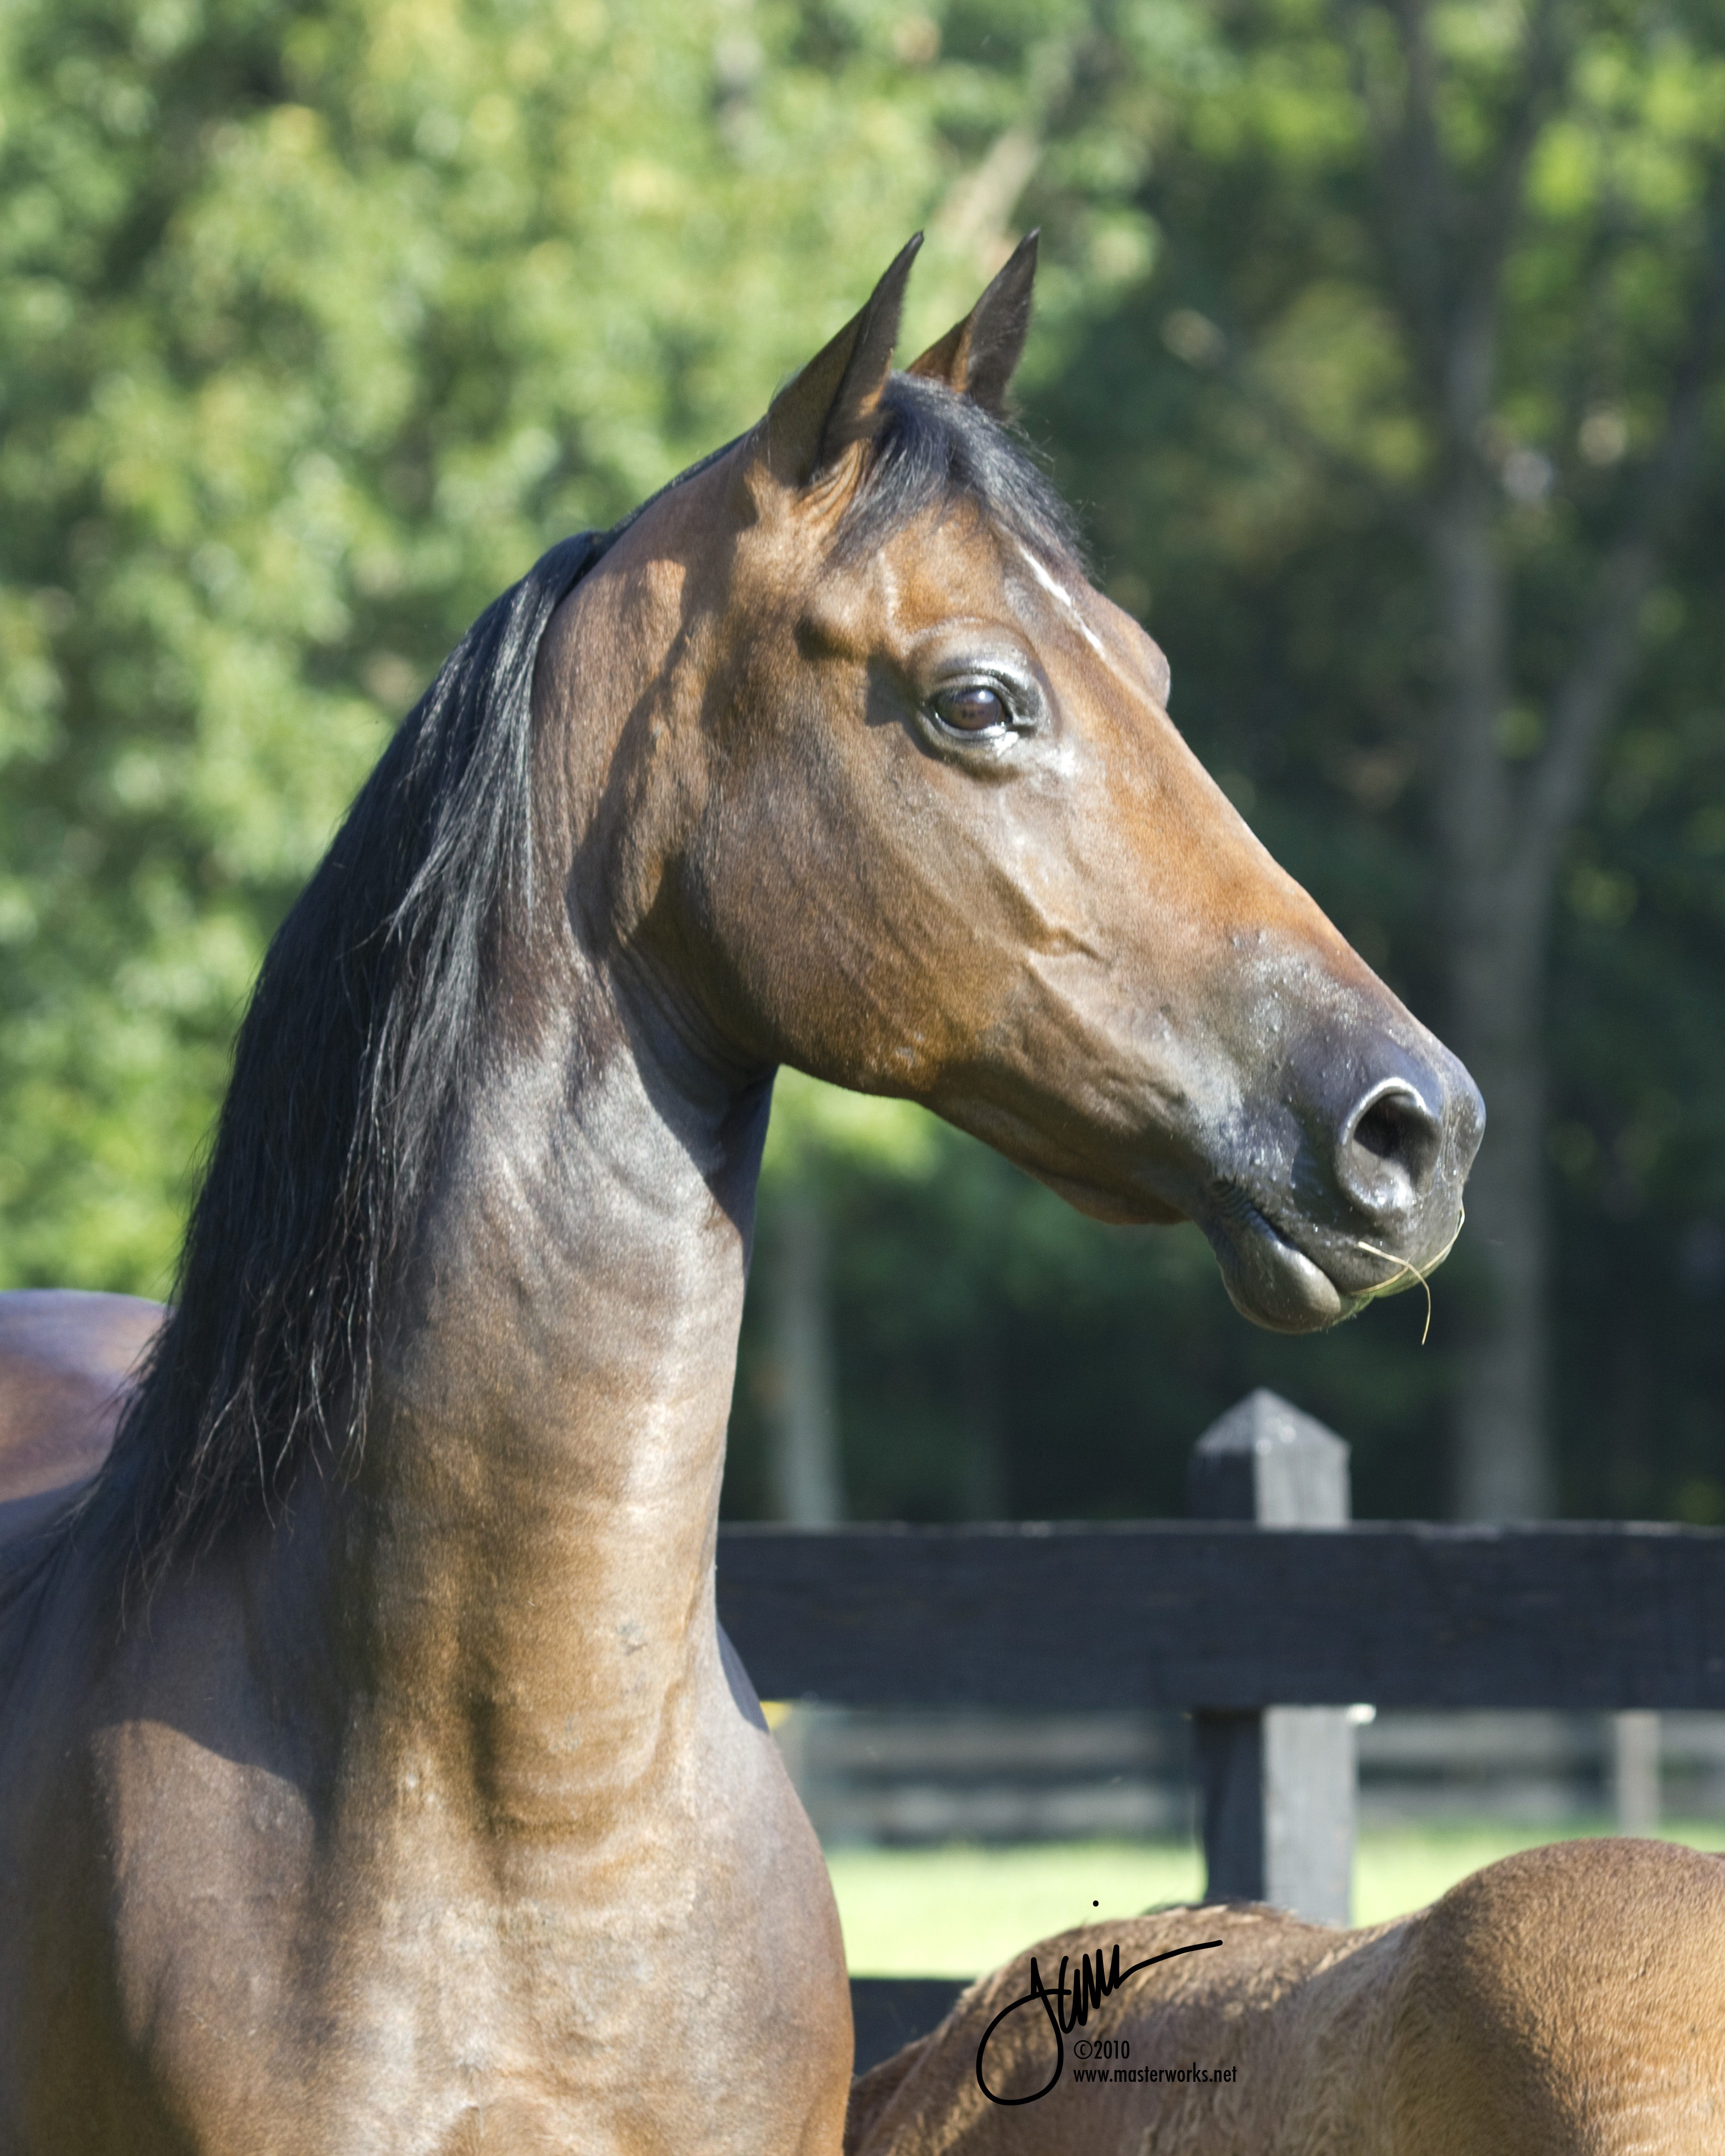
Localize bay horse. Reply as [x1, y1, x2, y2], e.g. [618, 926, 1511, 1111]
[0, 235, 1481, 2154]
[846, 1838, 1725, 2154]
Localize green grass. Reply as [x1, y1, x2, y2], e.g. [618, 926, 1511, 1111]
[826, 1820, 1725, 1975]
[1357, 1817, 1718, 1925]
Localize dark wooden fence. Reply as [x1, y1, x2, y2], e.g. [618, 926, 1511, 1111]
[715, 1390, 1725, 2072]
[718, 1517, 1725, 1713]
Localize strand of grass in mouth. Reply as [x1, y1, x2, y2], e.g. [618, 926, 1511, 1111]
[1354, 1202, 1466, 1347]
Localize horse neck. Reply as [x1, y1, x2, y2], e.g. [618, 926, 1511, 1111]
[312, 974, 769, 1828]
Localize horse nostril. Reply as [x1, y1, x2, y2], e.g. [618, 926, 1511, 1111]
[1337, 1080, 1442, 1215]
[1355, 1096, 1411, 1160]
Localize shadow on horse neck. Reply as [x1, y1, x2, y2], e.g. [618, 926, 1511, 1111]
[0, 235, 1480, 2155]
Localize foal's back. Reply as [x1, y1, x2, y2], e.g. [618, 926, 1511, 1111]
[847, 1838, 1725, 2154]
[1372, 1837, 1725, 2153]
[0, 1291, 162, 1542]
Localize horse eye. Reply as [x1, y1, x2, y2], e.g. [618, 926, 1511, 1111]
[933, 685, 1007, 734]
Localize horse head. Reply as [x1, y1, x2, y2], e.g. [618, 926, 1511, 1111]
[541, 235, 1482, 1334]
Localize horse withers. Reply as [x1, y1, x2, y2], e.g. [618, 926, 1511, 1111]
[0, 237, 1480, 2154]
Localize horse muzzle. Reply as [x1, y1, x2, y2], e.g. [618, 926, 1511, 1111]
[1195, 1022, 1485, 1335]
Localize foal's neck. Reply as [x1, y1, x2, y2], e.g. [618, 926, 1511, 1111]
[326, 981, 768, 1830]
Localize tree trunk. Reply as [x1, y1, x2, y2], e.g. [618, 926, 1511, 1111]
[1359, 0, 1711, 1520]
[1445, 936, 1555, 1518]
[1429, 481, 1556, 1518]
[764, 1188, 844, 1525]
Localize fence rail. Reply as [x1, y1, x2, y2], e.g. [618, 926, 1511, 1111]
[717, 1519, 1725, 1712]
[717, 1388, 1725, 2068]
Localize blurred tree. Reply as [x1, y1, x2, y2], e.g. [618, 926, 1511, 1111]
[1037, 0, 1725, 1517]
[1542, 499, 1725, 1523]
[748, 1074, 938, 1522]
[726, 1095, 1462, 1524]
[0, 0, 1161, 1293]
[12, 0, 1725, 1534]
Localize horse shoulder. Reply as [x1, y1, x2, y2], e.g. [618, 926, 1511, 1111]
[0, 1291, 165, 1539]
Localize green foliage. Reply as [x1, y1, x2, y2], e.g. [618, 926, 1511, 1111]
[761, 1070, 940, 1188]
[8, 0, 1725, 1528]
[0, 0, 1163, 1290]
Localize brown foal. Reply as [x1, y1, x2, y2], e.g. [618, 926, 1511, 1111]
[846, 1838, 1725, 2155]
[0, 237, 1479, 2154]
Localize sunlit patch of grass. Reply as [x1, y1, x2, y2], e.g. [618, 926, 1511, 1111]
[1353, 1816, 1725, 1925]
[827, 1839, 1204, 1976]
[827, 1821, 1725, 1974]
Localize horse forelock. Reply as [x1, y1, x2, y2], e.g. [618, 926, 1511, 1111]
[834, 372, 1085, 574]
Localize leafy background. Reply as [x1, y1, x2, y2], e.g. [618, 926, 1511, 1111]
[5, 0, 1724, 1523]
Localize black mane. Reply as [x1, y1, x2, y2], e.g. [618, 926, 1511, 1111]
[72, 529, 606, 1594]
[10, 380, 1090, 1609]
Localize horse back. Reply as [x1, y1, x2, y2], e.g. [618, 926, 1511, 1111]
[0, 1292, 164, 1542]
[1377, 1837, 1725, 2151]
[845, 1844, 1725, 2154]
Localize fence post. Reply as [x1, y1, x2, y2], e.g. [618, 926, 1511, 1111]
[1187, 1390, 1356, 1925]
[1612, 1710, 1661, 1835]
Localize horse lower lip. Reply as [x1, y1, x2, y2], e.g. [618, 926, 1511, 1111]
[1212, 1198, 1352, 1334]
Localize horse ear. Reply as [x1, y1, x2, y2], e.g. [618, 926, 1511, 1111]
[760, 234, 923, 486]
[908, 231, 1039, 416]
